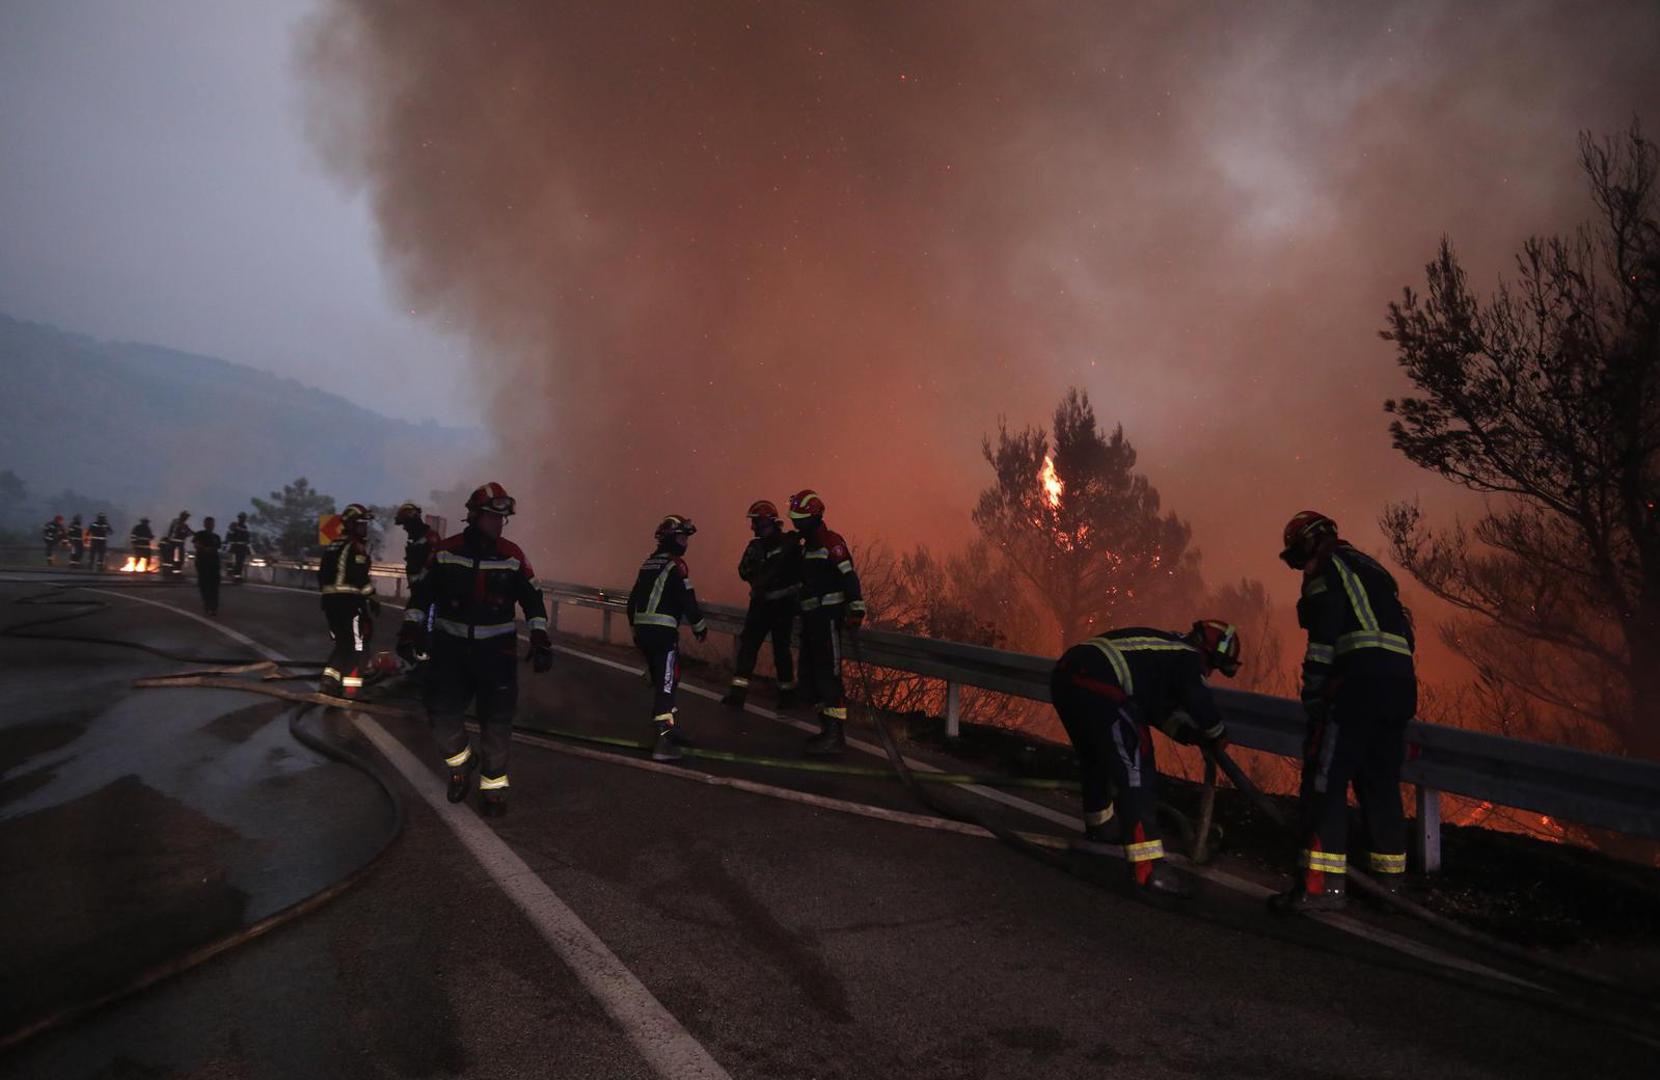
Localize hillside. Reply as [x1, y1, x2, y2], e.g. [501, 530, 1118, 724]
[0, 313, 488, 529]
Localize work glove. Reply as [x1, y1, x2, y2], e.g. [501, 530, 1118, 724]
[527, 628, 554, 673]
[692, 626, 708, 643]
[397, 623, 428, 665]
[845, 609, 865, 631]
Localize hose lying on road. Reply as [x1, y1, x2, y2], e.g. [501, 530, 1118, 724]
[0, 704, 405, 1056]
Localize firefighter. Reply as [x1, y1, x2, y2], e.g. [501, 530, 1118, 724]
[161, 511, 191, 577]
[225, 512, 253, 583]
[397, 483, 552, 817]
[626, 515, 709, 762]
[319, 504, 379, 698]
[1051, 620, 1239, 897]
[393, 502, 439, 591]
[129, 517, 155, 571]
[1272, 511, 1417, 913]
[193, 516, 223, 615]
[67, 514, 85, 568]
[87, 513, 112, 572]
[788, 489, 866, 756]
[42, 516, 63, 565]
[721, 499, 801, 711]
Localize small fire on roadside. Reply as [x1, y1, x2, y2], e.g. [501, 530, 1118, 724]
[119, 557, 149, 573]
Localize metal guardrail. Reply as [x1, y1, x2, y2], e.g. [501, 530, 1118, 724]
[245, 563, 1660, 869]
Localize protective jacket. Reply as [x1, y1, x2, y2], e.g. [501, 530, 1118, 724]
[225, 521, 252, 549]
[1297, 542, 1415, 705]
[319, 535, 374, 601]
[404, 523, 440, 587]
[1056, 627, 1227, 741]
[738, 531, 802, 602]
[42, 520, 62, 545]
[129, 521, 154, 547]
[405, 527, 549, 642]
[627, 548, 708, 634]
[88, 518, 112, 544]
[168, 517, 193, 544]
[797, 527, 865, 618]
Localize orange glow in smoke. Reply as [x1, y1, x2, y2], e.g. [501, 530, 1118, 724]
[1040, 454, 1063, 508]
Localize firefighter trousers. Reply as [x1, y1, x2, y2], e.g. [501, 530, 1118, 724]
[1296, 674, 1415, 889]
[732, 597, 795, 688]
[228, 545, 249, 580]
[797, 611, 845, 715]
[634, 626, 681, 722]
[90, 540, 107, 571]
[1050, 659, 1164, 865]
[131, 543, 152, 569]
[69, 537, 83, 566]
[426, 633, 517, 787]
[321, 595, 373, 695]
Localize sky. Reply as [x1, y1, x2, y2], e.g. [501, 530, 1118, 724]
[4, 2, 1659, 654]
[0, 0, 478, 425]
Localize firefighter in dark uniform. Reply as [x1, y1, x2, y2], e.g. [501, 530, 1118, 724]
[627, 515, 709, 762]
[1272, 511, 1417, 913]
[788, 489, 866, 756]
[87, 513, 112, 571]
[225, 512, 253, 582]
[319, 504, 379, 698]
[129, 517, 155, 571]
[161, 511, 192, 577]
[393, 502, 440, 591]
[397, 483, 552, 817]
[1051, 621, 1240, 897]
[193, 516, 223, 615]
[721, 499, 801, 711]
[42, 516, 63, 565]
[67, 514, 85, 568]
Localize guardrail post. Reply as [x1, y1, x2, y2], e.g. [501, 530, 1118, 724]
[1414, 784, 1442, 874]
[602, 608, 613, 644]
[945, 680, 961, 739]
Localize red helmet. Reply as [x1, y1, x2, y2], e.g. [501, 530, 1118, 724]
[1190, 619, 1242, 677]
[1280, 510, 1337, 568]
[787, 489, 825, 521]
[466, 482, 516, 517]
[393, 501, 423, 525]
[655, 514, 697, 543]
[746, 499, 779, 521]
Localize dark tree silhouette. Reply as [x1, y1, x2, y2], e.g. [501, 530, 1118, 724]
[1381, 123, 1660, 757]
[974, 388, 1201, 648]
[249, 477, 338, 557]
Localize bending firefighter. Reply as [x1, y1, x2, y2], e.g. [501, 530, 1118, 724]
[790, 489, 865, 756]
[1273, 511, 1416, 913]
[398, 483, 552, 817]
[627, 515, 708, 762]
[1050, 620, 1240, 897]
[319, 503, 379, 698]
[721, 499, 801, 711]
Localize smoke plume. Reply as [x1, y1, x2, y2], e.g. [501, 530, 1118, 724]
[299, 1, 1660, 617]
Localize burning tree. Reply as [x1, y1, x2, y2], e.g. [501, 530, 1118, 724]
[974, 388, 1201, 649]
[248, 477, 337, 558]
[1381, 123, 1660, 760]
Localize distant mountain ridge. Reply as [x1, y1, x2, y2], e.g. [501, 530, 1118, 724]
[0, 312, 488, 524]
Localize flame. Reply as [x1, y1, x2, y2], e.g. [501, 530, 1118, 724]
[118, 556, 149, 573]
[1039, 454, 1063, 508]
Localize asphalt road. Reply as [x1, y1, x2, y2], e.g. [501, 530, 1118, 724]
[0, 569, 1654, 1079]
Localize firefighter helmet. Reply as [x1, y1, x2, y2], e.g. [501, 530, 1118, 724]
[340, 503, 374, 524]
[236, 511, 247, 523]
[394, 501, 423, 525]
[466, 482, 516, 517]
[1279, 510, 1337, 569]
[655, 515, 698, 543]
[1190, 619, 1243, 677]
[746, 499, 779, 521]
[787, 489, 825, 521]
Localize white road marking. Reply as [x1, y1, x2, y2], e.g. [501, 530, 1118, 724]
[89, 585, 732, 1080]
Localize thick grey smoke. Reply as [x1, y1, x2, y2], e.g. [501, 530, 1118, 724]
[299, 0, 1660, 635]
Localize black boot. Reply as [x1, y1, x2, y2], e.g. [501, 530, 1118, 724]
[1268, 880, 1347, 914]
[804, 715, 845, 757]
[651, 719, 683, 763]
[1138, 861, 1194, 899]
[480, 792, 508, 818]
[720, 683, 747, 710]
[446, 760, 476, 804]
